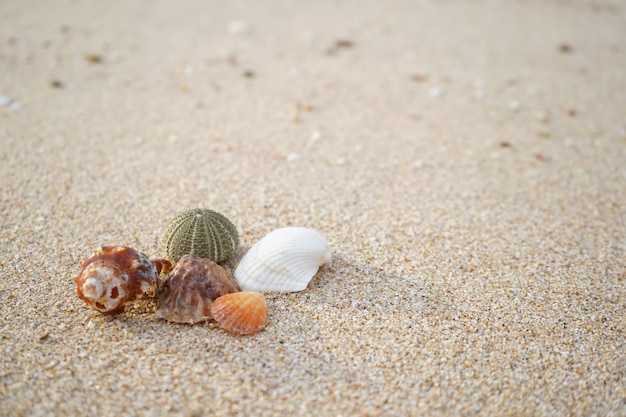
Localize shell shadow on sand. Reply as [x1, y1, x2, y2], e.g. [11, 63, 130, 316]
[88, 249, 443, 345]
[178, 248, 443, 336]
[259, 252, 444, 339]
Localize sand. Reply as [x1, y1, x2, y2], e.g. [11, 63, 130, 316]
[1, 0, 625, 415]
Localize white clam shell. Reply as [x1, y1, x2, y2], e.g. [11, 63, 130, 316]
[234, 227, 332, 292]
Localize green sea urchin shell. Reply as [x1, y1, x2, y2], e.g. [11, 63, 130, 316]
[161, 209, 239, 264]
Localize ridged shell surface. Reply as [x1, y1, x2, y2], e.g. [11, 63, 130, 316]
[234, 227, 332, 292]
[211, 291, 268, 335]
[74, 246, 170, 315]
[156, 254, 241, 324]
[161, 208, 239, 264]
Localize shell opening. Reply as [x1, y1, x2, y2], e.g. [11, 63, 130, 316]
[82, 277, 105, 300]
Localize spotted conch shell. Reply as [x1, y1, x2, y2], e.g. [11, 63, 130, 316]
[234, 227, 332, 292]
[74, 246, 171, 315]
[156, 254, 241, 324]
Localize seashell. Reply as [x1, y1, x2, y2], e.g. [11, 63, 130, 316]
[160, 208, 239, 264]
[211, 291, 268, 335]
[74, 246, 171, 315]
[156, 254, 241, 324]
[234, 227, 332, 292]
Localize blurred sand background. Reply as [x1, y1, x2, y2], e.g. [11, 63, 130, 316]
[1, 0, 625, 415]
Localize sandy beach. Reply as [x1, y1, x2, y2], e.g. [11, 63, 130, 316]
[1, 0, 625, 415]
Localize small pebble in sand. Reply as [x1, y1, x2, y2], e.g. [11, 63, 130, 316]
[287, 152, 300, 162]
[228, 20, 249, 35]
[532, 110, 550, 124]
[0, 96, 11, 106]
[429, 86, 443, 98]
[558, 43, 573, 53]
[326, 39, 355, 55]
[410, 73, 428, 82]
[537, 129, 551, 139]
[301, 31, 315, 44]
[298, 102, 314, 112]
[473, 79, 486, 99]
[473, 90, 485, 100]
[310, 130, 322, 142]
[85, 53, 103, 64]
[509, 100, 520, 112]
[334, 39, 354, 49]
[408, 110, 422, 120]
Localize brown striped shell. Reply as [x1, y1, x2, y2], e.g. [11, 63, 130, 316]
[211, 291, 268, 335]
[156, 254, 240, 324]
[160, 208, 239, 264]
[74, 246, 171, 315]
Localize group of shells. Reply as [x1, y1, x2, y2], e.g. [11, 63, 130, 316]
[74, 208, 332, 335]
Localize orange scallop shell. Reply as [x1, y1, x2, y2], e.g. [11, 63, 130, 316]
[211, 291, 268, 335]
